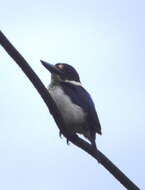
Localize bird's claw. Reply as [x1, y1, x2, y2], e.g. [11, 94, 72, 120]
[59, 131, 75, 145]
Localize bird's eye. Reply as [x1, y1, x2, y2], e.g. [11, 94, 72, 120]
[58, 64, 64, 70]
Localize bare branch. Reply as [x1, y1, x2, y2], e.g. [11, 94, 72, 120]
[0, 31, 140, 190]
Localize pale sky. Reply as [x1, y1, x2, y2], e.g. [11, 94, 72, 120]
[0, 0, 145, 189]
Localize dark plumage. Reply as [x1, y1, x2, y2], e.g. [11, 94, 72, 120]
[60, 82, 102, 135]
[41, 60, 102, 147]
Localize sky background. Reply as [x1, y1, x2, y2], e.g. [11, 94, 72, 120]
[0, 0, 145, 189]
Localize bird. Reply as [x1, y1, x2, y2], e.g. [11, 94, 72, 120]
[41, 60, 102, 148]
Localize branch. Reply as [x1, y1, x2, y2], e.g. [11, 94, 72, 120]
[0, 31, 140, 190]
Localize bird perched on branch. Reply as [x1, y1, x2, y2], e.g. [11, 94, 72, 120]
[41, 61, 102, 148]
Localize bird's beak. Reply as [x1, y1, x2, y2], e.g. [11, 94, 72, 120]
[41, 60, 62, 75]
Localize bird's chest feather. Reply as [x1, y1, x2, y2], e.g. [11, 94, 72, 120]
[48, 86, 86, 127]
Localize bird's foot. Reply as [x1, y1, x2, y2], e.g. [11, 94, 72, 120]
[59, 131, 76, 146]
[59, 131, 71, 145]
[66, 132, 76, 145]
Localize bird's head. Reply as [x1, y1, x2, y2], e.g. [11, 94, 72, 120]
[41, 60, 81, 84]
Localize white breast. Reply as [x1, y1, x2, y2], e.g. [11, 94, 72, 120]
[48, 85, 86, 132]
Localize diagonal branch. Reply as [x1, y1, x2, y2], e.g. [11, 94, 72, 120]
[0, 31, 140, 190]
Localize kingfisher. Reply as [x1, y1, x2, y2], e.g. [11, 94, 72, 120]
[41, 60, 102, 148]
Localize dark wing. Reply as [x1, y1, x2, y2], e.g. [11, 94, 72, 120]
[61, 82, 102, 135]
